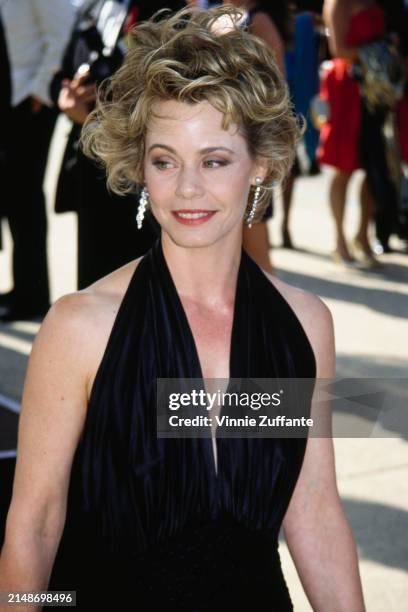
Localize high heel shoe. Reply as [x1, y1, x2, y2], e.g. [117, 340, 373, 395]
[349, 238, 381, 268]
[331, 249, 358, 267]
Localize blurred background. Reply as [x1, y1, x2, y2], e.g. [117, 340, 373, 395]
[0, 1, 407, 609]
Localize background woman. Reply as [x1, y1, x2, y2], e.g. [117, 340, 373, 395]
[227, 0, 290, 270]
[318, 0, 406, 264]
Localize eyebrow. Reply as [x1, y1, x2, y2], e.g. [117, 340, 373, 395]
[147, 144, 236, 155]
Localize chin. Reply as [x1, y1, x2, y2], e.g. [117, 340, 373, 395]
[164, 229, 222, 250]
[156, 211, 243, 250]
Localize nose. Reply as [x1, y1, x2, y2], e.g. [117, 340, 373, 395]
[175, 166, 205, 200]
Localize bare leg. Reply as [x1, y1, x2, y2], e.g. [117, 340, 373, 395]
[329, 170, 354, 261]
[243, 222, 274, 273]
[281, 174, 295, 248]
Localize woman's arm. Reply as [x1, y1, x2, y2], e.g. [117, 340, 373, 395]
[282, 292, 365, 611]
[0, 293, 95, 612]
[323, 0, 359, 60]
[250, 12, 286, 76]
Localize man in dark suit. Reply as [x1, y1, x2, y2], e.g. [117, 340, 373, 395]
[51, 0, 158, 290]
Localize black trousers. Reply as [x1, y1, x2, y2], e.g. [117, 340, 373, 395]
[4, 98, 57, 310]
[359, 100, 399, 244]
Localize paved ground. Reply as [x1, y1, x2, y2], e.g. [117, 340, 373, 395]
[268, 167, 408, 611]
[0, 117, 407, 610]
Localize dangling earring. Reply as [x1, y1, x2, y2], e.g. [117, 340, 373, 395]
[136, 186, 149, 230]
[246, 177, 262, 228]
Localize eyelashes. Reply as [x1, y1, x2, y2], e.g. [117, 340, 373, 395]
[203, 159, 230, 168]
[152, 160, 172, 170]
[151, 159, 231, 170]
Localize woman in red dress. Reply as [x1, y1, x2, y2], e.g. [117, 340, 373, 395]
[318, 0, 406, 264]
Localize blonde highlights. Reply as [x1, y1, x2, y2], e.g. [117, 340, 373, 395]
[81, 5, 302, 221]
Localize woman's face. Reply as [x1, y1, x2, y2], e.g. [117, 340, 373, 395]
[143, 99, 264, 249]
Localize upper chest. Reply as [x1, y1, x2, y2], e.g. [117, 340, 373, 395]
[84, 256, 313, 400]
[179, 297, 235, 380]
[85, 290, 236, 400]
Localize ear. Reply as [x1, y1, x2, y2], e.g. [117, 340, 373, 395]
[251, 156, 269, 186]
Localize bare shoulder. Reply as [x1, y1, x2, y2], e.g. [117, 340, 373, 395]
[41, 257, 143, 399]
[262, 271, 336, 377]
[263, 271, 333, 325]
[251, 11, 282, 38]
[251, 11, 279, 29]
[323, 0, 352, 23]
[1, 258, 144, 542]
[45, 257, 139, 331]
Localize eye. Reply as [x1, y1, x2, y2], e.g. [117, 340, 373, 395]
[152, 159, 174, 170]
[203, 159, 230, 168]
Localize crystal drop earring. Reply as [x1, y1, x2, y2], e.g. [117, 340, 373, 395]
[136, 186, 149, 230]
[246, 177, 262, 228]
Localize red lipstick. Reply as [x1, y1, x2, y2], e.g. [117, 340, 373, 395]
[172, 209, 216, 226]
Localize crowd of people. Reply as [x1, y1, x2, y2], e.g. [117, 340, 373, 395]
[0, 0, 407, 316]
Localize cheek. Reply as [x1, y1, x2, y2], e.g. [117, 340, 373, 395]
[146, 185, 170, 214]
[143, 160, 153, 185]
[213, 166, 252, 207]
[143, 165, 169, 202]
[212, 182, 249, 210]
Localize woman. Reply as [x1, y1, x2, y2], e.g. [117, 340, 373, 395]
[226, 0, 290, 269]
[318, 0, 404, 264]
[231, 1, 308, 254]
[0, 7, 365, 611]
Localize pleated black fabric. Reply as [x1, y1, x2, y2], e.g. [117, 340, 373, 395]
[49, 239, 316, 611]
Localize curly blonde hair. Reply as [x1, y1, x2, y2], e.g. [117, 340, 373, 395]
[81, 5, 302, 221]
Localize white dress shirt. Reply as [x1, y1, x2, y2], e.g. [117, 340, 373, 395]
[0, 0, 76, 107]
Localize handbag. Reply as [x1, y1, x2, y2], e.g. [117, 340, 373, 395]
[309, 60, 333, 130]
[350, 38, 406, 112]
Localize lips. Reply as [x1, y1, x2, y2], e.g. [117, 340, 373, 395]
[172, 209, 216, 225]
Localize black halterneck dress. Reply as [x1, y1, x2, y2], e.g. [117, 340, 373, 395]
[49, 239, 316, 611]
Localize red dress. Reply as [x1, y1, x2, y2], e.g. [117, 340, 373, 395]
[318, 5, 408, 173]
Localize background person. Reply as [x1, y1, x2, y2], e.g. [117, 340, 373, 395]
[281, 3, 322, 250]
[226, 0, 290, 272]
[51, 0, 157, 291]
[0, 0, 76, 321]
[318, 0, 407, 265]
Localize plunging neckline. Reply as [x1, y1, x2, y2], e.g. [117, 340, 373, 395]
[156, 239, 247, 477]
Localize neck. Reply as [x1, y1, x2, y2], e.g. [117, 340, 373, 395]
[160, 231, 242, 310]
